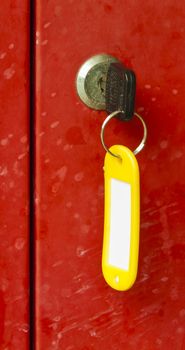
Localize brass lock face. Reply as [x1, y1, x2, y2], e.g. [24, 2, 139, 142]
[76, 54, 119, 110]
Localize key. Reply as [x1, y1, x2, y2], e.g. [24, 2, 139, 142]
[105, 62, 136, 121]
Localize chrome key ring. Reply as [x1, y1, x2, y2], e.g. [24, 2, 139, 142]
[100, 110, 147, 159]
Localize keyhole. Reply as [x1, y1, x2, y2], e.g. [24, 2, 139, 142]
[98, 76, 106, 96]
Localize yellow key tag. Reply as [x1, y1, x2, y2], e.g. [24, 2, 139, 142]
[102, 145, 140, 291]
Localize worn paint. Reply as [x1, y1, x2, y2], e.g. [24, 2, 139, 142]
[0, 0, 30, 348]
[33, 0, 185, 349]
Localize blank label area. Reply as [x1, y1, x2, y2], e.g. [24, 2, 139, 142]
[108, 178, 131, 270]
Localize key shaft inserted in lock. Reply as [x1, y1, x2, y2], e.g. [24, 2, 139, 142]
[76, 54, 119, 110]
[76, 53, 136, 121]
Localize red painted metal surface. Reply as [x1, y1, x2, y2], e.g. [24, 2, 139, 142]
[0, 1, 30, 348]
[35, 1, 185, 349]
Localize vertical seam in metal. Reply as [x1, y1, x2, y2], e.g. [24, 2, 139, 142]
[30, 0, 35, 348]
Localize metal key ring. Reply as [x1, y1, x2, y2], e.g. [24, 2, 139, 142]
[100, 110, 147, 159]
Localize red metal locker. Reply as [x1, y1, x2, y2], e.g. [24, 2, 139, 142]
[2, 1, 185, 349]
[34, 1, 185, 349]
[0, 1, 30, 348]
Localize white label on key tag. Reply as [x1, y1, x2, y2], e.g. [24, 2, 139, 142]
[108, 178, 131, 271]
